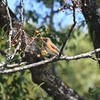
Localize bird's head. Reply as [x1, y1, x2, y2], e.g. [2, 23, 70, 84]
[41, 37, 51, 42]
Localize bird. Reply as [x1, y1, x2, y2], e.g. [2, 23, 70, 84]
[41, 37, 60, 56]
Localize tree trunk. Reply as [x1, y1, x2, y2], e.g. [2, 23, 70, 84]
[81, 0, 100, 63]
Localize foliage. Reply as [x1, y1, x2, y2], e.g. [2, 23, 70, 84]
[0, 26, 100, 99]
[0, 0, 100, 100]
[57, 30, 100, 99]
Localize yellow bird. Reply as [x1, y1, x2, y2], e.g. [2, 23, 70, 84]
[42, 37, 60, 56]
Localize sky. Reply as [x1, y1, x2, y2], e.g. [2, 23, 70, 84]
[8, 0, 16, 11]
[7, 0, 87, 32]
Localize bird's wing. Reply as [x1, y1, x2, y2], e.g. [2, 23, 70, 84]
[50, 43, 59, 52]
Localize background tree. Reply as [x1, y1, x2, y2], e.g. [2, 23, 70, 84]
[0, 0, 100, 100]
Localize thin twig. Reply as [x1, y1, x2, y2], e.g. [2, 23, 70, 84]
[11, 29, 26, 59]
[0, 62, 27, 68]
[20, 0, 24, 28]
[7, 30, 12, 56]
[11, 34, 22, 59]
[5, 0, 13, 65]
[5, 0, 13, 30]
[0, 48, 100, 74]
[59, 2, 76, 57]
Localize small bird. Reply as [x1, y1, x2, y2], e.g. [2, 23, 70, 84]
[42, 37, 60, 56]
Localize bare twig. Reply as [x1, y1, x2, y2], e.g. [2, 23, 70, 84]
[4, 0, 24, 65]
[0, 62, 27, 68]
[0, 48, 100, 74]
[7, 30, 12, 54]
[5, 0, 13, 30]
[5, 0, 13, 64]
[11, 35, 22, 59]
[20, 0, 24, 28]
[11, 29, 26, 59]
[59, 2, 76, 57]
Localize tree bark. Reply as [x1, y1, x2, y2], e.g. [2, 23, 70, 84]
[81, 0, 100, 63]
[0, 0, 85, 100]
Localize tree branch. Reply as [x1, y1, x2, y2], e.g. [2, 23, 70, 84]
[5, 0, 13, 65]
[0, 48, 100, 74]
[59, 1, 76, 57]
[20, 0, 24, 28]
